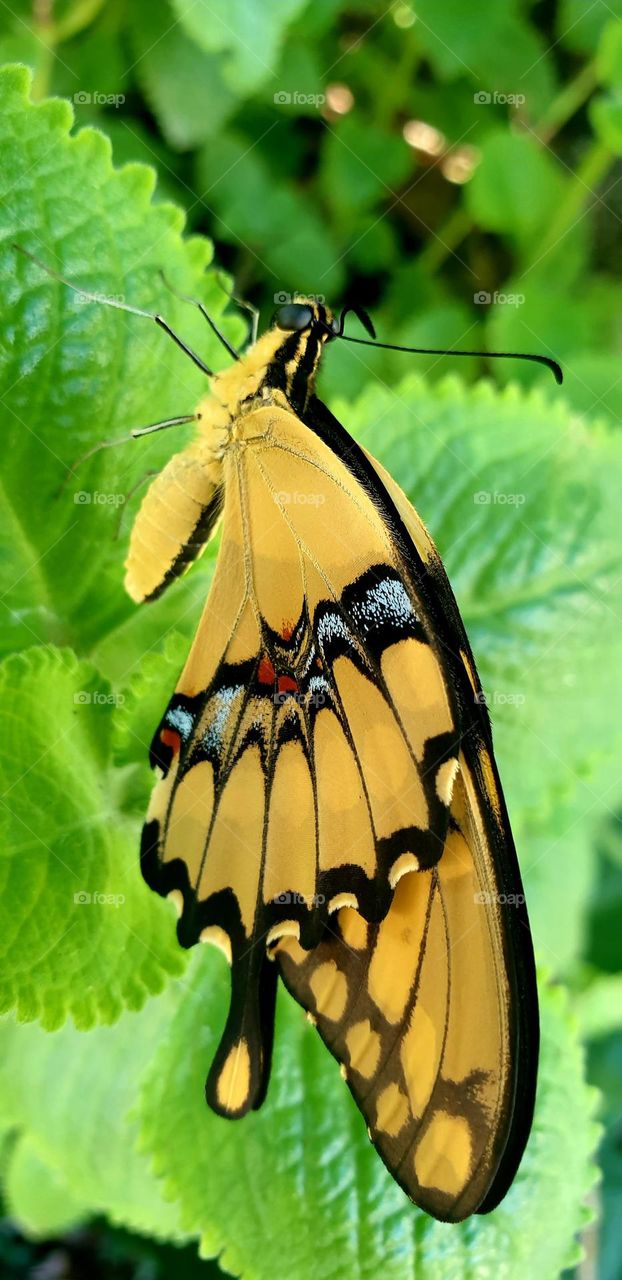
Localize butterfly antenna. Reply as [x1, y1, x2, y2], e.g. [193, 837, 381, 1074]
[158, 268, 239, 360]
[12, 244, 214, 376]
[215, 271, 260, 345]
[330, 308, 563, 385]
[333, 304, 376, 339]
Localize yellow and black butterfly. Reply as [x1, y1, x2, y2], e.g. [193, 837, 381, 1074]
[15, 247, 561, 1221]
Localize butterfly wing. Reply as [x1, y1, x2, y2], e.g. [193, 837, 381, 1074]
[357, 410, 539, 1213]
[267, 393, 537, 1218]
[139, 400, 464, 1122]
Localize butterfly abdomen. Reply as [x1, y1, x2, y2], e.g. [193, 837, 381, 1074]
[125, 441, 224, 603]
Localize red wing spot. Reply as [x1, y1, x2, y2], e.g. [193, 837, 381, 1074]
[258, 656, 276, 685]
[281, 622, 294, 640]
[278, 674, 299, 694]
[160, 727, 181, 755]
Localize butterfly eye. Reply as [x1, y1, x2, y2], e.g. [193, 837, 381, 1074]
[274, 303, 314, 332]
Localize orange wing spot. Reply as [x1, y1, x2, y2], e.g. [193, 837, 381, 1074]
[281, 622, 294, 640]
[278, 674, 299, 694]
[160, 728, 182, 755]
[258, 657, 276, 685]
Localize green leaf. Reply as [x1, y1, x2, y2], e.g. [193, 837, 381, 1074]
[560, 353, 622, 424]
[113, 629, 190, 771]
[585, 826, 622, 975]
[0, 988, 190, 1241]
[4, 1134, 90, 1238]
[0, 63, 238, 660]
[557, 0, 622, 55]
[590, 92, 622, 154]
[90, 537, 218, 684]
[320, 117, 413, 215]
[587, 1028, 622, 1280]
[269, 39, 327, 115]
[139, 950, 599, 1279]
[168, 0, 307, 93]
[0, 29, 44, 81]
[51, 18, 129, 105]
[574, 973, 622, 1040]
[99, 115, 190, 208]
[195, 132, 345, 293]
[482, 279, 591, 366]
[482, 275, 622, 424]
[0, 646, 185, 1027]
[596, 18, 622, 88]
[411, 0, 556, 116]
[129, 0, 237, 150]
[466, 129, 564, 243]
[595, 1105, 622, 1280]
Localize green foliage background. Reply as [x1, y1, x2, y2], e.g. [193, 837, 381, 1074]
[0, 2, 621, 1277]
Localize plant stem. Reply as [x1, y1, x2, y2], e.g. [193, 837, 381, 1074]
[524, 139, 613, 269]
[418, 206, 472, 273]
[52, 0, 107, 44]
[534, 60, 598, 144]
[376, 39, 420, 128]
[31, 39, 55, 100]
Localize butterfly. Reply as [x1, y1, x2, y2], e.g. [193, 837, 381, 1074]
[14, 247, 558, 1221]
[124, 296, 554, 1223]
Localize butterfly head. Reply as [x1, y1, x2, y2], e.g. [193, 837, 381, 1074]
[207, 298, 375, 422]
[272, 298, 338, 372]
[273, 298, 337, 337]
[264, 299, 375, 413]
[221, 297, 337, 416]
